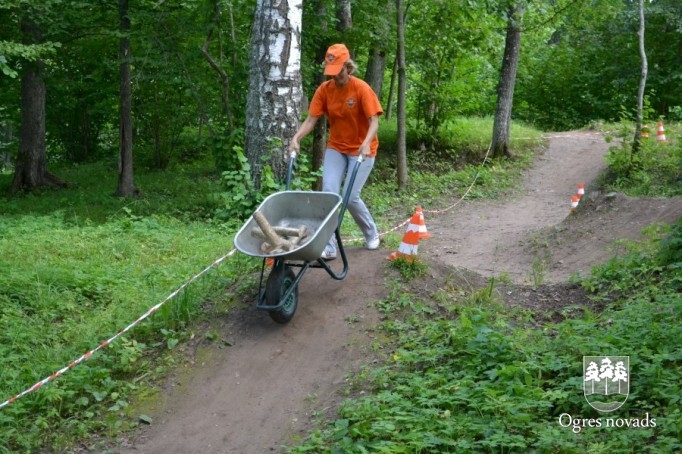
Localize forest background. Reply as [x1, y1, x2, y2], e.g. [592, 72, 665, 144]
[0, 0, 681, 452]
[1, 0, 680, 190]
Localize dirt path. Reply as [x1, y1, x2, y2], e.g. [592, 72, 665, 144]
[115, 131, 682, 453]
[424, 131, 613, 283]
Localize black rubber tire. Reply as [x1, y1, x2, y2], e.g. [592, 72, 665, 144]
[265, 265, 298, 324]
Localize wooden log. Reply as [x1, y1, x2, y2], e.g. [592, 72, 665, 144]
[273, 226, 307, 237]
[251, 214, 313, 254]
[250, 226, 309, 241]
[253, 212, 287, 250]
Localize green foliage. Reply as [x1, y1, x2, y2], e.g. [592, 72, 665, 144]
[516, 0, 682, 130]
[289, 226, 682, 453]
[214, 145, 259, 224]
[210, 127, 246, 172]
[404, 1, 502, 136]
[657, 217, 682, 268]
[603, 121, 682, 196]
[212, 143, 321, 225]
[0, 160, 224, 223]
[389, 256, 428, 281]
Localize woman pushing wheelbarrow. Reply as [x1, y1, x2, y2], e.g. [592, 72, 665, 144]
[234, 43, 383, 324]
[289, 43, 383, 260]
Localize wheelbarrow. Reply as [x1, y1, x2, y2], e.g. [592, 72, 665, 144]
[233, 152, 363, 324]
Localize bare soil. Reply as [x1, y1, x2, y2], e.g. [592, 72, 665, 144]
[111, 131, 682, 454]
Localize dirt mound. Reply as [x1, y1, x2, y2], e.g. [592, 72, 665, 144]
[530, 191, 682, 283]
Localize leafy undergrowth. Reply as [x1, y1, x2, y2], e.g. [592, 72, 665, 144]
[287, 221, 682, 453]
[0, 212, 257, 452]
[601, 121, 681, 197]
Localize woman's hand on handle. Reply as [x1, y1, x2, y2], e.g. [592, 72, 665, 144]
[358, 143, 371, 160]
[288, 137, 300, 158]
[358, 115, 379, 160]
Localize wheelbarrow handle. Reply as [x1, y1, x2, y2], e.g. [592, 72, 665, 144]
[285, 152, 297, 190]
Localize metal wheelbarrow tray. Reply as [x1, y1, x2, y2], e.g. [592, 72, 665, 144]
[234, 191, 341, 262]
[233, 154, 362, 324]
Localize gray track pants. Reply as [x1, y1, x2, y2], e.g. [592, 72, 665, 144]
[323, 148, 378, 250]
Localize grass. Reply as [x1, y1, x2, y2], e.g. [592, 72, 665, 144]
[0, 163, 262, 452]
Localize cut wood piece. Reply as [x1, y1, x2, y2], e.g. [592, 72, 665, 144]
[272, 226, 308, 238]
[253, 211, 286, 250]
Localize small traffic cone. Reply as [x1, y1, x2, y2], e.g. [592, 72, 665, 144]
[570, 195, 580, 213]
[641, 124, 650, 139]
[577, 183, 585, 199]
[387, 213, 420, 262]
[656, 121, 667, 143]
[415, 206, 431, 239]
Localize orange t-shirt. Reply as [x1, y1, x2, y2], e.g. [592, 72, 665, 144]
[308, 76, 383, 157]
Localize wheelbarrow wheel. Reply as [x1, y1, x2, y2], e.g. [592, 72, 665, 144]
[265, 265, 298, 324]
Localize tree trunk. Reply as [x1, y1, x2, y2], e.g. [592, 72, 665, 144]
[115, 0, 137, 197]
[396, 0, 408, 189]
[632, 0, 647, 155]
[336, 0, 352, 31]
[491, 1, 523, 160]
[11, 15, 66, 193]
[245, 0, 303, 188]
[365, 46, 387, 98]
[385, 55, 398, 120]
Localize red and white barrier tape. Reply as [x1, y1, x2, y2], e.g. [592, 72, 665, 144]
[0, 250, 236, 410]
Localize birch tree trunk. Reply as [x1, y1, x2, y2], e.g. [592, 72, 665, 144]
[245, 0, 303, 188]
[491, 1, 523, 159]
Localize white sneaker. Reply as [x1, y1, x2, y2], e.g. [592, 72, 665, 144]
[320, 245, 337, 260]
[365, 235, 380, 250]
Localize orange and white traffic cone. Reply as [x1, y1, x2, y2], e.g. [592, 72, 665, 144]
[415, 206, 431, 239]
[570, 195, 580, 213]
[656, 121, 667, 143]
[641, 124, 650, 139]
[387, 213, 420, 262]
[577, 183, 585, 199]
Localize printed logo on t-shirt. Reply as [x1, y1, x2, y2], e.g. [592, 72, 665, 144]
[347, 98, 356, 108]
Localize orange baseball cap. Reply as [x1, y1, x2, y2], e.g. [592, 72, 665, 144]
[323, 44, 350, 75]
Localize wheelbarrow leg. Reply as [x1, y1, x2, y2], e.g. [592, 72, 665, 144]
[316, 228, 349, 280]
